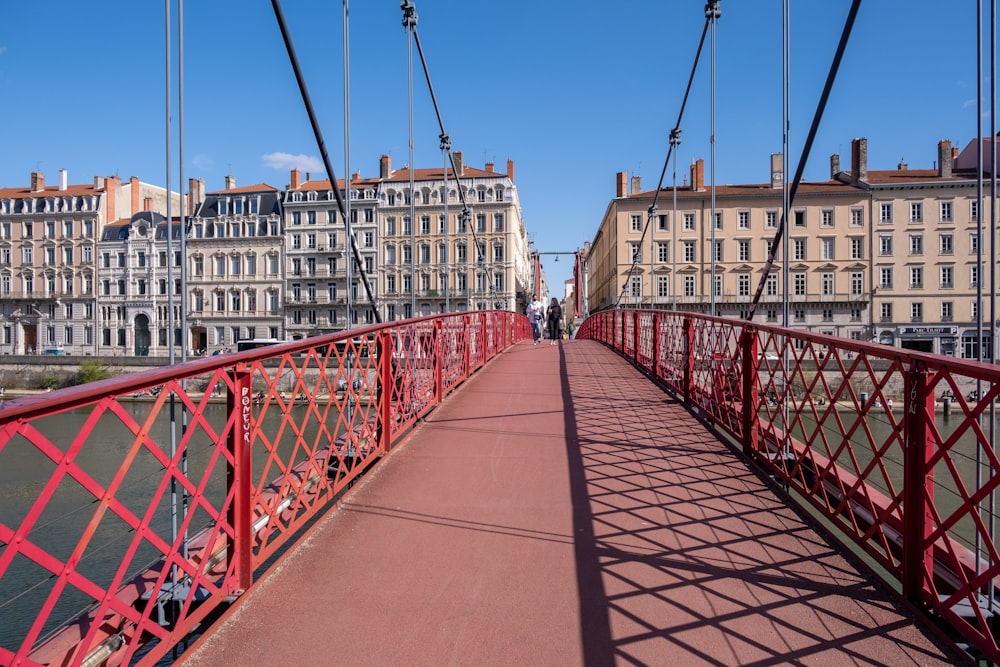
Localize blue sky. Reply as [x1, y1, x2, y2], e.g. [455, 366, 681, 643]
[0, 2, 992, 293]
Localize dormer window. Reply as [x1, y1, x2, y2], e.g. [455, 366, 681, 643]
[218, 198, 228, 215]
[248, 196, 259, 215]
[232, 198, 243, 215]
[307, 191, 317, 202]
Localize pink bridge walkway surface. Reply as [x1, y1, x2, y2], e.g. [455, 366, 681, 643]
[180, 339, 963, 666]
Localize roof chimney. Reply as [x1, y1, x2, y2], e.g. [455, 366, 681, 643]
[290, 169, 301, 190]
[225, 175, 236, 190]
[851, 137, 868, 182]
[144, 197, 153, 212]
[380, 154, 392, 179]
[631, 174, 641, 194]
[690, 159, 704, 191]
[188, 177, 205, 216]
[130, 176, 140, 216]
[771, 153, 784, 189]
[30, 171, 45, 192]
[506, 158, 515, 184]
[485, 161, 495, 173]
[94, 176, 105, 190]
[829, 153, 840, 179]
[453, 151, 464, 177]
[938, 140, 953, 178]
[59, 169, 68, 191]
[616, 171, 627, 197]
[897, 158, 908, 171]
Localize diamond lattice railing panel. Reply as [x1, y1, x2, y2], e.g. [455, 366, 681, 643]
[578, 309, 1000, 663]
[1, 312, 527, 666]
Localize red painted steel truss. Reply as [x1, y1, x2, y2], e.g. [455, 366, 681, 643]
[579, 309, 1000, 663]
[0, 311, 530, 667]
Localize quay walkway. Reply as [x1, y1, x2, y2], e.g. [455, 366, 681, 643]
[180, 339, 964, 666]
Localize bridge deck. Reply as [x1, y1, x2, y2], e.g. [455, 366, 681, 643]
[180, 339, 962, 666]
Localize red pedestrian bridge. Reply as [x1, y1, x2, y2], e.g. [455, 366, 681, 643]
[1, 310, 998, 665]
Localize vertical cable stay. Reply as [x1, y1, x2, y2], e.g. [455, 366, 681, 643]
[744, 0, 863, 322]
[402, 1, 504, 310]
[270, 0, 381, 323]
[613, 9, 713, 310]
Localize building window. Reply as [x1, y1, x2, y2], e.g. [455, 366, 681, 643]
[820, 238, 835, 260]
[737, 273, 750, 297]
[821, 272, 834, 296]
[658, 214, 669, 231]
[765, 274, 778, 296]
[911, 302, 923, 322]
[909, 202, 923, 223]
[737, 210, 750, 229]
[792, 238, 805, 261]
[971, 265, 980, 288]
[683, 212, 696, 231]
[736, 239, 750, 262]
[765, 210, 777, 228]
[657, 242, 669, 263]
[683, 275, 695, 297]
[909, 234, 923, 255]
[850, 208, 864, 227]
[879, 202, 893, 224]
[880, 302, 893, 322]
[630, 214, 642, 232]
[939, 233, 953, 255]
[683, 241, 695, 263]
[850, 237, 864, 260]
[909, 266, 923, 289]
[793, 273, 806, 296]
[879, 268, 893, 289]
[940, 201, 953, 222]
[657, 275, 670, 298]
[821, 209, 834, 227]
[940, 266, 953, 289]
[793, 210, 805, 227]
[941, 301, 953, 322]
[713, 211, 723, 230]
[850, 272, 863, 296]
[713, 241, 723, 262]
[879, 235, 893, 256]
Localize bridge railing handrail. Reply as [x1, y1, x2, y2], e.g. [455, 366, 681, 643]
[0, 310, 531, 667]
[578, 308, 1000, 663]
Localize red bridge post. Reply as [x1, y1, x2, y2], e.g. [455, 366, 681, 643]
[902, 364, 934, 602]
[227, 363, 253, 594]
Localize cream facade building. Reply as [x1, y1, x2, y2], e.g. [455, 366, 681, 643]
[589, 136, 998, 358]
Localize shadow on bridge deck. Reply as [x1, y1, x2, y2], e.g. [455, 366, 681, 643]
[180, 339, 963, 666]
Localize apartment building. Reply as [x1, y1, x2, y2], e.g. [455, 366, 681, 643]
[590, 136, 999, 358]
[187, 178, 285, 352]
[590, 157, 872, 340]
[855, 138, 989, 357]
[377, 152, 531, 320]
[282, 169, 380, 339]
[0, 171, 177, 355]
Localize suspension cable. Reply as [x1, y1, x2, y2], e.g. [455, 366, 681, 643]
[403, 1, 504, 310]
[613, 8, 713, 309]
[270, 0, 382, 323]
[744, 0, 862, 322]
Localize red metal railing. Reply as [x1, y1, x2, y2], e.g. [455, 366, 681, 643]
[578, 309, 1000, 662]
[0, 311, 530, 667]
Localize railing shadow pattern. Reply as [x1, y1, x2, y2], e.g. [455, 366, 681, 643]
[561, 344, 958, 664]
[579, 309, 1000, 662]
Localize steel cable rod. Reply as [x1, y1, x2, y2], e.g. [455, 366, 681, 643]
[404, 2, 503, 309]
[613, 14, 712, 309]
[271, 0, 381, 323]
[744, 0, 862, 322]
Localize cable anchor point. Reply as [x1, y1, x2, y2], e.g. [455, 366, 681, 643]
[401, 1, 418, 28]
[669, 127, 682, 147]
[705, 1, 721, 20]
[439, 132, 451, 152]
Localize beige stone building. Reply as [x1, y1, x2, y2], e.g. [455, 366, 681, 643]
[589, 136, 998, 359]
[377, 152, 531, 319]
[0, 171, 177, 356]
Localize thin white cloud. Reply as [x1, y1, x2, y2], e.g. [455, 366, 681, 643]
[262, 152, 323, 174]
[962, 98, 976, 109]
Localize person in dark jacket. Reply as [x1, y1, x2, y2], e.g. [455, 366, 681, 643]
[546, 297, 562, 346]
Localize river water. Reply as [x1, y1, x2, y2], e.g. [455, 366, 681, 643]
[0, 399, 346, 656]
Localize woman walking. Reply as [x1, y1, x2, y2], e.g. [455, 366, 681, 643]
[546, 297, 562, 346]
